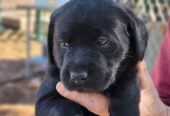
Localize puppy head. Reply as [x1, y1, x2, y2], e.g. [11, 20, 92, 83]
[48, 0, 148, 92]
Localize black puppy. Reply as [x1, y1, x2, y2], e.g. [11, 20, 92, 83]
[36, 0, 148, 116]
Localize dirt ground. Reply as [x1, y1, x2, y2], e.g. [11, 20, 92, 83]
[0, 37, 44, 116]
[0, 104, 34, 116]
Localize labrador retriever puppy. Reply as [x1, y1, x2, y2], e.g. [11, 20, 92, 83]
[36, 0, 148, 116]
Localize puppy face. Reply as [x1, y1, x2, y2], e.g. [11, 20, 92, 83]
[48, 0, 148, 92]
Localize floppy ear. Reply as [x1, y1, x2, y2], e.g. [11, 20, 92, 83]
[47, 10, 61, 76]
[125, 8, 149, 61]
[47, 11, 58, 65]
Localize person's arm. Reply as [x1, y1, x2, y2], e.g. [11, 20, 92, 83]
[137, 61, 170, 116]
[56, 61, 170, 116]
[152, 18, 170, 106]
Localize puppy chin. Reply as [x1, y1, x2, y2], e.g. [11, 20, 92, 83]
[61, 79, 107, 92]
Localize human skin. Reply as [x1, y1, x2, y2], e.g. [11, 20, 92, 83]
[56, 61, 170, 116]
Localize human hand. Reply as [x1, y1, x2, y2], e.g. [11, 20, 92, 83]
[137, 61, 169, 116]
[56, 61, 170, 116]
[56, 82, 109, 116]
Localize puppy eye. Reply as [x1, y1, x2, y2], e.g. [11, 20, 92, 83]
[58, 41, 69, 48]
[97, 36, 109, 46]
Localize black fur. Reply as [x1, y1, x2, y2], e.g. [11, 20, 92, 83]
[36, 0, 148, 116]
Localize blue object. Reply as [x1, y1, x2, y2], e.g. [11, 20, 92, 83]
[31, 55, 47, 65]
[36, 0, 70, 7]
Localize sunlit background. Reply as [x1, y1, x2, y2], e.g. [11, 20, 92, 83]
[0, 0, 169, 116]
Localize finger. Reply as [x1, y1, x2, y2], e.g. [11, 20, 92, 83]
[56, 82, 81, 102]
[56, 82, 109, 116]
[137, 60, 153, 90]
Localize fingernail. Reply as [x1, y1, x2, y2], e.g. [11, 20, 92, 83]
[137, 60, 146, 70]
[56, 82, 65, 93]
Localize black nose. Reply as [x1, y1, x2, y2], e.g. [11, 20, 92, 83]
[70, 71, 88, 84]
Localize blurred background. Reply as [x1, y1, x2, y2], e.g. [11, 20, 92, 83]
[0, 0, 169, 116]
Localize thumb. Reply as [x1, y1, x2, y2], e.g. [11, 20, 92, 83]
[137, 61, 154, 90]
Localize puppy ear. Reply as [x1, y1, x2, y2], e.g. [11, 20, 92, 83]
[47, 11, 58, 65]
[47, 11, 61, 76]
[126, 9, 149, 60]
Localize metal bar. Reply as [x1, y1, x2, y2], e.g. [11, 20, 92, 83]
[35, 9, 41, 41]
[25, 9, 32, 77]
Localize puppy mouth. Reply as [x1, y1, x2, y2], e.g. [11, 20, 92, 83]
[67, 84, 93, 92]
[63, 83, 103, 92]
[61, 79, 88, 92]
[60, 69, 116, 92]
